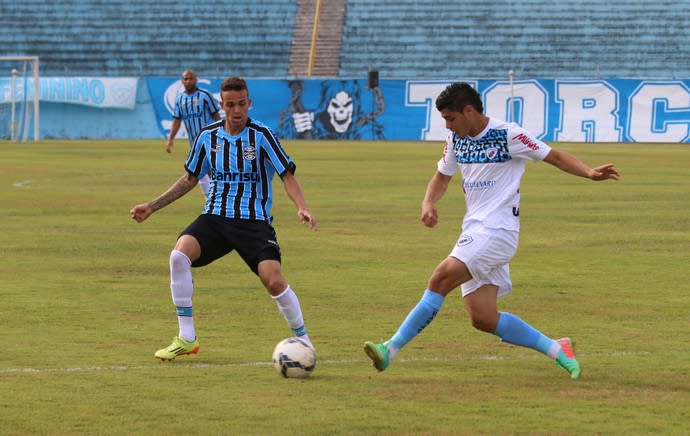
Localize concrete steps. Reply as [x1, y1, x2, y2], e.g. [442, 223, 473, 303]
[288, 0, 345, 77]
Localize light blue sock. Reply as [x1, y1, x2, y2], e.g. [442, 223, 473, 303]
[389, 290, 445, 350]
[494, 312, 558, 357]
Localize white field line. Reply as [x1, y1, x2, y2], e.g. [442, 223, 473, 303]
[0, 351, 651, 374]
[11, 180, 32, 188]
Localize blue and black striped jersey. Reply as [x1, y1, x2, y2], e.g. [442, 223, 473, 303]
[173, 88, 220, 146]
[184, 118, 295, 223]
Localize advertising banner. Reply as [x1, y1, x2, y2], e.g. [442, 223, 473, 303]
[147, 77, 690, 143]
[0, 77, 138, 109]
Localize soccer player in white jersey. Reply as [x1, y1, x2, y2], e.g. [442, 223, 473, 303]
[364, 81, 619, 379]
[165, 69, 221, 196]
[131, 76, 318, 361]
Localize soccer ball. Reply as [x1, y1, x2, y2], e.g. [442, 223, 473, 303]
[272, 337, 316, 378]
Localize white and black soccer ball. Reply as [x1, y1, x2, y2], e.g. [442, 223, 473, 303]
[272, 337, 316, 378]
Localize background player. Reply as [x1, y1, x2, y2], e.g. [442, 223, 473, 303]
[364, 81, 619, 379]
[166, 69, 221, 196]
[132, 76, 318, 361]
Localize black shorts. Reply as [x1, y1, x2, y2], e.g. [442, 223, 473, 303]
[179, 214, 281, 274]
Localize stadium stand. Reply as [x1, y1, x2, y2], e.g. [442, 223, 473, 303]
[339, 0, 690, 79]
[2, 0, 689, 79]
[1, 0, 297, 77]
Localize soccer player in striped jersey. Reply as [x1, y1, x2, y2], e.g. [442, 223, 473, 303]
[165, 69, 221, 197]
[364, 82, 619, 379]
[131, 76, 318, 361]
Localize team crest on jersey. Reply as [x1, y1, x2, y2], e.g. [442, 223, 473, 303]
[242, 146, 256, 160]
[485, 147, 499, 160]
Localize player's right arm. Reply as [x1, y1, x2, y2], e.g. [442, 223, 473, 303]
[166, 118, 182, 153]
[130, 173, 198, 222]
[422, 136, 457, 228]
[421, 171, 452, 228]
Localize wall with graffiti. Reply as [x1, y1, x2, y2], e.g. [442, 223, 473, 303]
[9, 76, 690, 142]
[149, 77, 690, 143]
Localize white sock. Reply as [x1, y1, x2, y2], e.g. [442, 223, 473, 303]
[170, 250, 195, 341]
[272, 285, 309, 343]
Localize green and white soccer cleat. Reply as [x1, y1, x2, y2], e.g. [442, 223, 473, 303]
[363, 341, 390, 372]
[555, 337, 581, 379]
[154, 336, 200, 361]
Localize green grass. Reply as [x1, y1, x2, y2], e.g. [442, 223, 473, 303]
[1, 139, 688, 435]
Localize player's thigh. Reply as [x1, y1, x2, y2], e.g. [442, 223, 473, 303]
[428, 256, 473, 296]
[230, 220, 282, 275]
[173, 234, 202, 262]
[179, 214, 234, 267]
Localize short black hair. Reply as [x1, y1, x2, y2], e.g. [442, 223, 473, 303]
[220, 76, 248, 93]
[435, 82, 483, 114]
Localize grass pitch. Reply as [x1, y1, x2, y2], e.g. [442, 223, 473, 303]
[1, 139, 688, 435]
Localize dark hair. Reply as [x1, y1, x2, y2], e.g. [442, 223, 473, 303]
[435, 81, 483, 113]
[220, 76, 248, 93]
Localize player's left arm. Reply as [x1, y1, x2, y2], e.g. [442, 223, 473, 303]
[543, 149, 620, 181]
[281, 170, 318, 230]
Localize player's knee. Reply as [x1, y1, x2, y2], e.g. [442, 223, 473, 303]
[256, 267, 286, 294]
[265, 277, 288, 296]
[470, 314, 497, 333]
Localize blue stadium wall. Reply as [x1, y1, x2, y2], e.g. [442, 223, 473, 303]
[10, 76, 690, 143]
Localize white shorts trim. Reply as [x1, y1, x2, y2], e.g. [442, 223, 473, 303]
[449, 222, 518, 298]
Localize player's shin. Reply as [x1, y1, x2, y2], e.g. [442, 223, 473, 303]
[388, 289, 445, 357]
[272, 285, 311, 346]
[493, 312, 559, 358]
[170, 249, 196, 342]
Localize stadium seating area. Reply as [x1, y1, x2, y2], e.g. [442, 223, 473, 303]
[1, 0, 297, 77]
[2, 0, 688, 78]
[339, 0, 690, 79]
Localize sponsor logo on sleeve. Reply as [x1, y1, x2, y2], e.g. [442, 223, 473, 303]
[512, 133, 540, 150]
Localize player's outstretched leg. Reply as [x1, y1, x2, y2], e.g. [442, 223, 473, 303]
[363, 341, 391, 372]
[555, 337, 581, 379]
[154, 336, 200, 361]
[363, 290, 444, 372]
[493, 312, 581, 380]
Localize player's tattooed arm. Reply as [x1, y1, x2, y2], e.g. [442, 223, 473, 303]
[148, 173, 198, 211]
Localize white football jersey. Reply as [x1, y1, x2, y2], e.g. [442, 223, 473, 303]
[437, 118, 551, 231]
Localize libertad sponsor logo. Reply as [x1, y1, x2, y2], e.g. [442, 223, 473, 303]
[211, 169, 259, 182]
[513, 133, 540, 150]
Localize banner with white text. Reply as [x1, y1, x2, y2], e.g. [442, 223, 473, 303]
[0, 77, 138, 109]
[147, 77, 690, 143]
